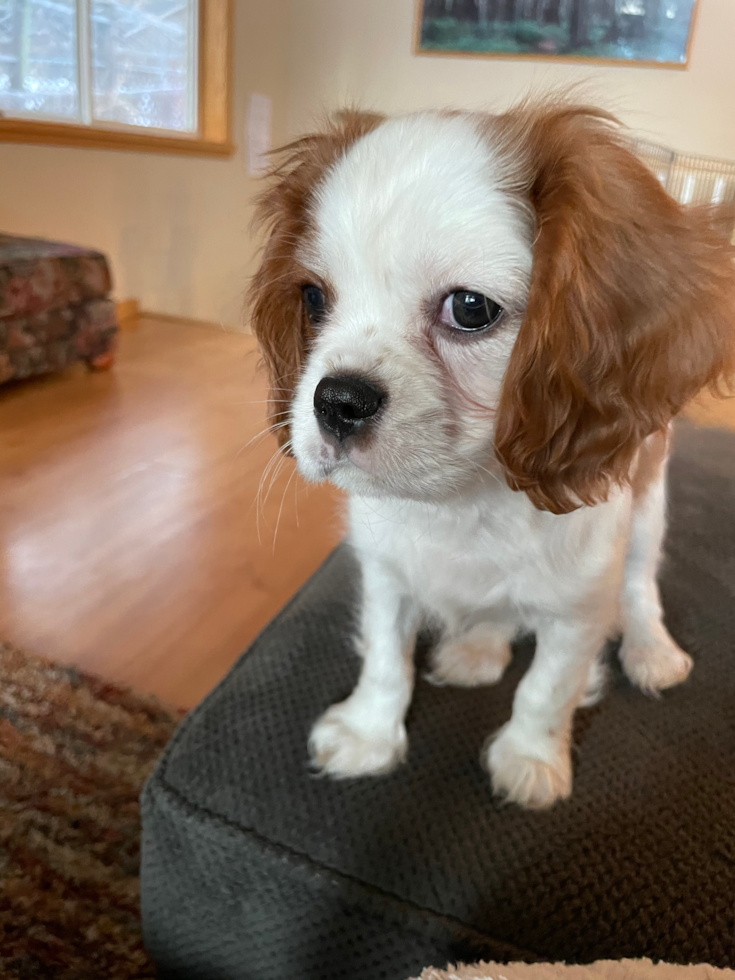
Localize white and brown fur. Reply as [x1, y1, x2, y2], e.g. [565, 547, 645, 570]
[249, 103, 735, 808]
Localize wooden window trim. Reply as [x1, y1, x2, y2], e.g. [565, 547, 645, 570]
[0, 0, 233, 158]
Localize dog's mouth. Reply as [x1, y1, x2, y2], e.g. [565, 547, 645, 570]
[309, 435, 374, 480]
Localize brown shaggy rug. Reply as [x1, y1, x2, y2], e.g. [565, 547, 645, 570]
[0, 642, 184, 979]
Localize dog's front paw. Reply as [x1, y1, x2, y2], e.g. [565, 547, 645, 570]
[308, 702, 407, 778]
[427, 624, 512, 687]
[620, 633, 693, 695]
[484, 724, 572, 809]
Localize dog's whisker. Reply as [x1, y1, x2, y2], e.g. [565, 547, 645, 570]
[255, 443, 290, 542]
[236, 421, 290, 458]
[272, 464, 298, 554]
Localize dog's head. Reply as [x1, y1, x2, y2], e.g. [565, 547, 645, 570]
[250, 104, 735, 513]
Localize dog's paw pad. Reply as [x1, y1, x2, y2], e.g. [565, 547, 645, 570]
[484, 725, 572, 809]
[308, 705, 407, 778]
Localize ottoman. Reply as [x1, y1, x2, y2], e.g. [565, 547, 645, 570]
[0, 233, 118, 383]
[141, 423, 735, 980]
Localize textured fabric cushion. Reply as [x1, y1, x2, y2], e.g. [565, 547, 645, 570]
[0, 234, 112, 319]
[141, 423, 735, 980]
[0, 297, 118, 383]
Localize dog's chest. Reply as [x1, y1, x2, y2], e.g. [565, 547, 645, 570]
[348, 490, 626, 624]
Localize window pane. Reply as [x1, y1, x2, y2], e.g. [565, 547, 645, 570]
[91, 0, 196, 132]
[0, 0, 79, 119]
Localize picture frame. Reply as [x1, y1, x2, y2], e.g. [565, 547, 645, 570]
[414, 0, 699, 69]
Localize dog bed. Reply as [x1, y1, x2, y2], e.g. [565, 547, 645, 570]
[141, 422, 735, 980]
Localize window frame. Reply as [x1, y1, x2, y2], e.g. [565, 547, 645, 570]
[0, 0, 233, 157]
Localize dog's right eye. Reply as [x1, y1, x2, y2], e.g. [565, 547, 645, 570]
[302, 285, 327, 326]
[441, 290, 503, 333]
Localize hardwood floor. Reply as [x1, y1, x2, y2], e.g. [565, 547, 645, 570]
[683, 387, 735, 431]
[0, 316, 732, 708]
[0, 316, 341, 708]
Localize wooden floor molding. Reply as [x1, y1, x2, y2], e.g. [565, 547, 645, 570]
[138, 309, 247, 332]
[115, 298, 140, 328]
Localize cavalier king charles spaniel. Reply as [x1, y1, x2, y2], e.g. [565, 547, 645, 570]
[249, 102, 735, 809]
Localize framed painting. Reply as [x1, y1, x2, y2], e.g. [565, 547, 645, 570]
[415, 0, 699, 68]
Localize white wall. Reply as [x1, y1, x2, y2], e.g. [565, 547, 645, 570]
[284, 0, 735, 159]
[0, 0, 290, 326]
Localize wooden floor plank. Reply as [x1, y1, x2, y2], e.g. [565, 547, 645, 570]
[0, 317, 341, 708]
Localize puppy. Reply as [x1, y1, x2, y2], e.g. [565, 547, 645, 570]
[249, 103, 735, 809]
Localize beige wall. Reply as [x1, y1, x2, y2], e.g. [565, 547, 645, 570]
[1, 0, 733, 325]
[0, 0, 290, 327]
[284, 0, 735, 159]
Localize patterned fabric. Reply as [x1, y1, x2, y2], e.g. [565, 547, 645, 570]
[0, 642, 184, 980]
[0, 298, 118, 383]
[0, 234, 112, 319]
[0, 234, 119, 383]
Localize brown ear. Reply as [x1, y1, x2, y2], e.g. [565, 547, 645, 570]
[493, 105, 735, 514]
[249, 111, 384, 448]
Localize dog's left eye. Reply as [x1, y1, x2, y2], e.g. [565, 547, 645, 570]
[302, 285, 327, 326]
[441, 291, 503, 332]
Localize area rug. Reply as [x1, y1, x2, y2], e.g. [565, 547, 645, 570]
[0, 641, 184, 979]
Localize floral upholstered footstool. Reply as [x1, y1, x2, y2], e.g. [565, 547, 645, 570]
[0, 233, 119, 384]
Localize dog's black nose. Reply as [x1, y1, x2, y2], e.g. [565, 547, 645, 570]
[313, 375, 386, 442]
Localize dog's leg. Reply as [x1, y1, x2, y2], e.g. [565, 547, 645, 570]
[619, 442, 692, 694]
[427, 622, 515, 687]
[309, 557, 418, 778]
[485, 617, 607, 809]
[580, 653, 608, 708]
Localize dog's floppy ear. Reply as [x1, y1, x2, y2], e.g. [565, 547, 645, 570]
[493, 105, 735, 514]
[249, 111, 384, 448]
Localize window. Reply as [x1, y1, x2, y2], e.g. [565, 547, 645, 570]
[0, 0, 232, 155]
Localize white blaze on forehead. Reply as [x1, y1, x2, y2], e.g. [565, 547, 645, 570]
[288, 113, 532, 500]
[306, 112, 532, 310]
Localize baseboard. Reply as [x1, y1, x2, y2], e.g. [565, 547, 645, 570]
[140, 310, 247, 332]
[116, 299, 140, 327]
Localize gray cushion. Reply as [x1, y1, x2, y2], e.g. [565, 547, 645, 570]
[140, 423, 735, 980]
